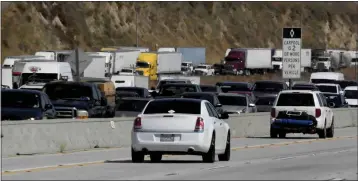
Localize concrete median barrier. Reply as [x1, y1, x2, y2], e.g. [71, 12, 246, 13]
[2, 108, 357, 157]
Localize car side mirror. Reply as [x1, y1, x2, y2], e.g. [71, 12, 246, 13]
[248, 103, 256, 107]
[215, 104, 222, 107]
[328, 102, 335, 108]
[44, 104, 53, 110]
[220, 112, 229, 120]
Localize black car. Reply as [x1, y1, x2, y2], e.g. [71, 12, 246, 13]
[336, 80, 358, 90]
[252, 80, 289, 98]
[181, 92, 224, 114]
[254, 96, 277, 112]
[213, 64, 236, 75]
[157, 83, 202, 98]
[200, 85, 222, 94]
[1, 89, 56, 120]
[116, 97, 152, 117]
[322, 92, 349, 108]
[216, 81, 255, 100]
[43, 81, 108, 118]
[115, 87, 150, 98]
[292, 83, 319, 91]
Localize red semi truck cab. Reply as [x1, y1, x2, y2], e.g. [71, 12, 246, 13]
[224, 49, 246, 75]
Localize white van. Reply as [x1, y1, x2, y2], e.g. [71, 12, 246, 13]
[2, 55, 47, 68]
[17, 61, 73, 89]
[310, 72, 344, 84]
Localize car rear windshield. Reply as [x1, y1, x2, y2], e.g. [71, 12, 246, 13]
[159, 85, 196, 96]
[2, 91, 41, 108]
[253, 82, 283, 92]
[316, 85, 337, 93]
[344, 90, 358, 99]
[116, 88, 143, 97]
[200, 86, 217, 92]
[292, 86, 316, 91]
[255, 97, 276, 105]
[144, 100, 201, 114]
[44, 84, 93, 100]
[219, 83, 251, 92]
[276, 93, 315, 107]
[182, 94, 214, 104]
[218, 95, 247, 106]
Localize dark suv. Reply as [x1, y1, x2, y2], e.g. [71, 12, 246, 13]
[43, 81, 108, 118]
[252, 80, 289, 98]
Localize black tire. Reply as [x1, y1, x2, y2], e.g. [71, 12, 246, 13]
[317, 122, 327, 139]
[326, 120, 334, 138]
[131, 148, 144, 163]
[279, 132, 286, 138]
[218, 132, 231, 161]
[270, 128, 278, 138]
[202, 133, 215, 163]
[150, 153, 162, 163]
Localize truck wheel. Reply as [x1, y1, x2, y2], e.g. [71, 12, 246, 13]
[326, 120, 334, 138]
[279, 132, 286, 138]
[150, 153, 162, 163]
[270, 128, 278, 138]
[317, 122, 327, 139]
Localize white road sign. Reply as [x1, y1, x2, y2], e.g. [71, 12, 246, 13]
[282, 28, 302, 79]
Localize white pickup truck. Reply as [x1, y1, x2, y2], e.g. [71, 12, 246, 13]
[270, 90, 335, 139]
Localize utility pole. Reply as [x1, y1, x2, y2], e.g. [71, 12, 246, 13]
[135, 5, 139, 47]
[75, 48, 80, 82]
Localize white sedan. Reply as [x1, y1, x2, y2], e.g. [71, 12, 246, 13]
[131, 98, 231, 163]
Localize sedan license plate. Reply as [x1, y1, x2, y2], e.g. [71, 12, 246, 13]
[160, 134, 174, 142]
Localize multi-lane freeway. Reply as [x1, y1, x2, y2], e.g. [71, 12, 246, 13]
[2, 127, 357, 180]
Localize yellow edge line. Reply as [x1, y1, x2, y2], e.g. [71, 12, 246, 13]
[2, 135, 356, 176]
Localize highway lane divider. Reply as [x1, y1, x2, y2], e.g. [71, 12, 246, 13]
[2, 108, 357, 157]
[2, 134, 356, 176]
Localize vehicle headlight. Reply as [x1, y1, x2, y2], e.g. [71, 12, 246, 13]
[76, 110, 89, 119]
[28, 118, 35, 120]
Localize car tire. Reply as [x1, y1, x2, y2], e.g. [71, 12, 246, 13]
[279, 132, 286, 138]
[317, 122, 327, 139]
[270, 128, 278, 138]
[150, 153, 162, 163]
[131, 148, 144, 163]
[218, 132, 230, 161]
[202, 133, 215, 163]
[326, 120, 334, 138]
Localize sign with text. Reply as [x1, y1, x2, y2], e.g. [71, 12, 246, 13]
[282, 28, 301, 79]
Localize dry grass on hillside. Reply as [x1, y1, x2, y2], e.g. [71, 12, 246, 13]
[2, 2, 358, 64]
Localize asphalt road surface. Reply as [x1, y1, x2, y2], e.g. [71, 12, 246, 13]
[2, 127, 357, 180]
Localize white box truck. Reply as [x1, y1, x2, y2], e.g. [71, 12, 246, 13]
[157, 52, 182, 74]
[158, 75, 201, 85]
[83, 56, 106, 78]
[301, 49, 312, 72]
[111, 50, 141, 74]
[111, 75, 149, 89]
[2, 55, 49, 68]
[86, 52, 113, 74]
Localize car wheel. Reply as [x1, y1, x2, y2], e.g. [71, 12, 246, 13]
[218, 132, 230, 161]
[150, 153, 162, 163]
[326, 120, 334, 138]
[202, 133, 215, 163]
[270, 128, 278, 138]
[317, 122, 327, 139]
[279, 132, 286, 138]
[131, 148, 144, 163]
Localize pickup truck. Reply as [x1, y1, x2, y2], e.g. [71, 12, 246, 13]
[43, 81, 108, 118]
[270, 90, 335, 139]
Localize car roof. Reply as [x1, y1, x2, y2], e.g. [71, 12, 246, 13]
[182, 92, 216, 96]
[293, 83, 316, 86]
[218, 93, 247, 97]
[315, 83, 338, 86]
[149, 98, 204, 104]
[1, 89, 43, 94]
[218, 81, 250, 84]
[280, 90, 316, 94]
[344, 86, 358, 90]
[162, 83, 196, 87]
[161, 79, 190, 82]
[256, 95, 277, 99]
[200, 84, 217, 87]
[116, 87, 145, 90]
[45, 81, 93, 87]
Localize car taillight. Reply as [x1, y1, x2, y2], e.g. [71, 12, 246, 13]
[271, 108, 276, 118]
[315, 108, 321, 118]
[12, 72, 21, 76]
[133, 117, 142, 130]
[194, 117, 204, 132]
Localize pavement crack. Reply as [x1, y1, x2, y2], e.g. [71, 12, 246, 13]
[165, 173, 178, 176]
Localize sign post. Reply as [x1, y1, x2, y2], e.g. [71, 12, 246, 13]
[282, 27, 302, 89]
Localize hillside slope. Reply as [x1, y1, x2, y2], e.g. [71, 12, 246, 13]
[1, 2, 357, 63]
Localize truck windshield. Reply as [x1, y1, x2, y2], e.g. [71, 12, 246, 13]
[2, 91, 41, 108]
[20, 73, 58, 86]
[317, 57, 329, 62]
[316, 85, 337, 93]
[344, 90, 358, 99]
[44, 84, 93, 100]
[136, 61, 149, 68]
[196, 66, 207, 69]
[311, 79, 336, 84]
[121, 69, 133, 73]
